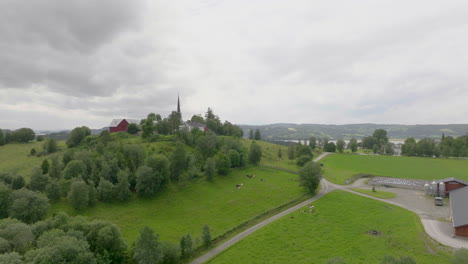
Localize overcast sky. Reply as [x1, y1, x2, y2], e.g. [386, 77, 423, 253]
[1, 0, 468, 130]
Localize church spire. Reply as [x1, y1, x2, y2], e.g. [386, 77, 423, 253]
[177, 94, 181, 114]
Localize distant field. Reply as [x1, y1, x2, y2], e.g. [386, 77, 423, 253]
[208, 191, 450, 264]
[322, 154, 468, 184]
[50, 167, 308, 244]
[0, 141, 65, 178]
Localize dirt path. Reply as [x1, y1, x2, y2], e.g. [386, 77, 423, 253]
[189, 153, 332, 264]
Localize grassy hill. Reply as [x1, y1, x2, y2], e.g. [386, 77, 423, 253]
[207, 191, 451, 264]
[322, 154, 468, 184]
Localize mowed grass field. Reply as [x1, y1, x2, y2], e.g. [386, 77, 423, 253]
[322, 154, 468, 184]
[51, 167, 308, 244]
[208, 191, 451, 264]
[0, 141, 65, 178]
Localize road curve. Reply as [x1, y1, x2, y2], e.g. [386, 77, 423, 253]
[189, 153, 333, 264]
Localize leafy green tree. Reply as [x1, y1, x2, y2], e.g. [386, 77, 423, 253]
[162, 242, 179, 264]
[298, 161, 321, 193]
[136, 166, 163, 197]
[0, 252, 24, 264]
[97, 178, 114, 202]
[133, 226, 163, 264]
[325, 142, 336, 152]
[190, 115, 205, 123]
[0, 184, 11, 218]
[204, 158, 216, 181]
[296, 143, 312, 157]
[63, 160, 87, 180]
[40, 159, 49, 175]
[254, 129, 261, 140]
[228, 150, 240, 168]
[202, 225, 211, 247]
[0, 129, 4, 146]
[249, 129, 254, 140]
[248, 141, 262, 165]
[113, 171, 132, 202]
[336, 140, 345, 153]
[30, 148, 36, 156]
[11, 175, 26, 190]
[180, 233, 193, 259]
[45, 180, 61, 201]
[168, 111, 182, 134]
[385, 142, 395, 155]
[348, 138, 358, 153]
[36, 135, 45, 142]
[48, 156, 63, 179]
[170, 142, 186, 183]
[43, 138, 58, 154]
[196, 133, 219, 157]
[123, 144, 146, 173]
[9, 189, 50, 223]
[402, 137, 417, 156]
[451, 248, 468, 264]
[127, 123, 139, 134]
[288, 144, 296, 160]
[309, 136, 317, 150]
[12, 128, 35, 143]
[146, 154, 170, 183]
[30, 168, 49, 192]
[68, 181, 89, 210]
[215, 153, 231, 175]
[373, 129, 389, 146]
[277, 148, 282, 159]
[85, 220, 127, 262]
[296, 155, 312, 167]
[66, 126, 91, 148]
[0, 218, 34, 253]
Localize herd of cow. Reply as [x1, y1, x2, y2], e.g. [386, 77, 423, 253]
[236, 174, 265, 189]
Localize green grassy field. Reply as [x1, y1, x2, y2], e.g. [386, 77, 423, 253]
[350, 188, 397, 199]
[208, 191, 450, 264]
[50, 167, 307, 244]
[0, 141, 65, 178]
[322, 154, 468, 184]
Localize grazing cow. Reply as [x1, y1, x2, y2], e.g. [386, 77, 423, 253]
[236, 183, 244, 189]
[260, 179, 264, 182]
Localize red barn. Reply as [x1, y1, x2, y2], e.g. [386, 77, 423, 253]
[109, 119, 139, 133]
[435, 178, 468, 197]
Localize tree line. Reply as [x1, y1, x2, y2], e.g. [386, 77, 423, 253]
[402, 133, 468, 158]
[0, 128, 35, 145]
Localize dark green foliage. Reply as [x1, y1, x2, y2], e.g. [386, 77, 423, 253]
[0, 218, 34, 253]
[86, 220, 127, 262]
[123, 144, 145, 173]
[0, 252, 24, 264]
[88, 185, 97, 207]
[43, 138, 58, 154]
[309, 136, 317, 150]
[127, 123, 139, 134]
[29, 168, 49, 192]
[204, 158, 216, 181]
[11, 128, 35, 143]
[254, 129, 261, 140]
[202, 225, 211, 247]
[180, 233, 193, 259]
[45, 180, 61, 201]
[288, 144, 296, 160]
[248, 141, 262, 165]
[296, 143, 312, 157]
[228, 150, 240, 168]
[190, 115, 204, 123]
[113, 171, 132, 202]
[68, 181, 89, 210]
[0, 129, 4, 146]
[98, 178, 114, 202]
[30, 148, 36, 156]
[451, 248, 468, 264]
[277, 148, 282, 159]
[63, 160, 87, 180]
[380, 255, 415, 264]
[385, 142, 395, 155]
[249, 129, 254, 140]
[168, 111, 182, 134]
[222, 121, 243, 137]
[62, 149, 74, 166]
[336, 140, 345, 153]
[9, 189, 49, 223]
[66, 126, 91, 148]
[348, 138, 358, 153]
[146, 154, 170, 183]
[48, 156, 63, 179]
[133, 226, 163, 264]
[324, 142, 336, 152]
[0, 184, 11, 218]
[215, 153, 231, 175]
[298, 161, 321, 193]
[196, 133, 219, 157]
[136, 166, 163, 197]
[296, 155, 312, 167]
[162, 242, 179, 264]
[40, 159, 49, 175]
[11, 175, 26, 190]
[170, 142, 186, 182]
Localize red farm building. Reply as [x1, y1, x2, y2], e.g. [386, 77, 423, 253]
[435, 177, 468, 197]
[109, 119, 139, 133]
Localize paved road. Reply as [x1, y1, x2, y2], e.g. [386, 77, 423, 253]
[189, 153, 333, 264]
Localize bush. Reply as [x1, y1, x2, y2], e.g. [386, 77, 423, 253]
[298, 161, 321, 193]
[68, 181, 89, 210]
[9, 189, 50, 223]
[296, 155, 312, 167]
[127, 123, 139, 134]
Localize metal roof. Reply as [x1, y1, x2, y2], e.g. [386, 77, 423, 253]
[436, 177, 468, 185]
[109, 118, 140, 127]
[450, 186, 468, 227]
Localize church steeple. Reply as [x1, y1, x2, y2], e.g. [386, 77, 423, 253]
[177, 94, 181, 114]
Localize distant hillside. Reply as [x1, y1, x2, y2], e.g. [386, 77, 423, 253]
[44, 127, 108, 140]
[240, 123, 468, 140]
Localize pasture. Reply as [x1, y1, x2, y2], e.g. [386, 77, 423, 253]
[50, 167, 308, 244]
[0, 141, 65, 179]
[207, 191, 451, 264]
[322, 154, 468, 184]
[350, 188, 397, 199]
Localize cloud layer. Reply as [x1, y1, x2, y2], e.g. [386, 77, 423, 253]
[1, 0, 468, 130]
